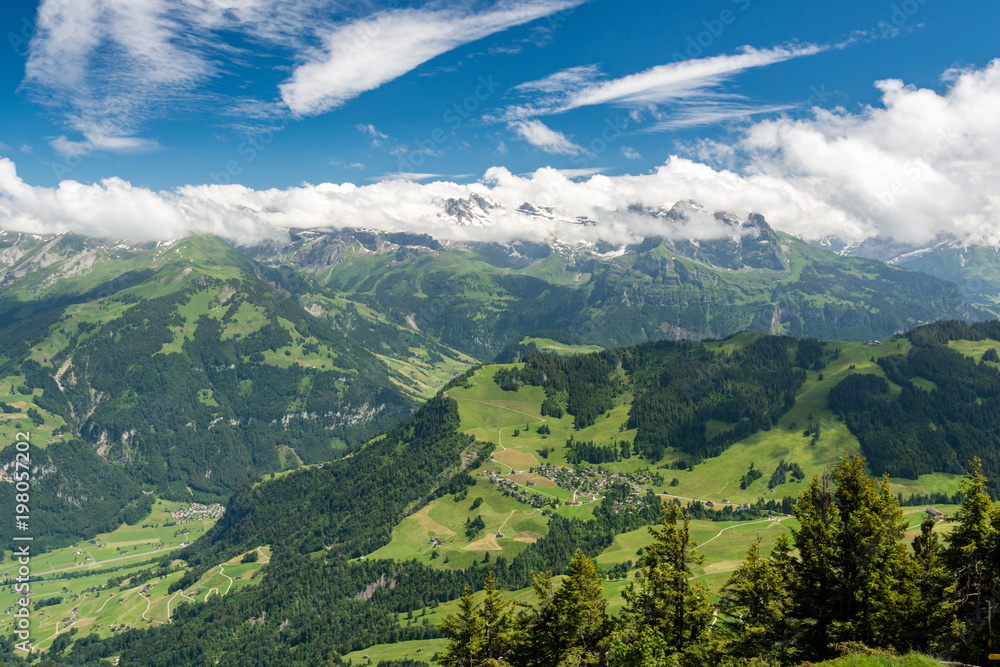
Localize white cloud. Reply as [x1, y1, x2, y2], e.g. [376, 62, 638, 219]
[23, 0, 581, 150]
[0, 155, 833, 245]
[3, 60, 1000, 247]
[278, 0, 584, 116]
[738, 59, 1000, 244]
[356, 124, 388, 139]
[25, 0, 217, 153]
[621, 146, 642, 160]
[646, 102, 795, 131]
[499, 43, 827, 121]
[509, 120, 583, 155]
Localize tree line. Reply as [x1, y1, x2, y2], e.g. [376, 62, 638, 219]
[437, 455, 1000, 666]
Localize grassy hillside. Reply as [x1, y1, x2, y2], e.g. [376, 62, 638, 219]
[0, 236, 425, 552]
[25, 324, 991, 663]
[366, 335, 964, 579]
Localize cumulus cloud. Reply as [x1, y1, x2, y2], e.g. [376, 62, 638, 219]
[279, 0, 584, 116]
[3, 60, 1000, 247]
[738, 59, 1000, 244]
[509, 120, 584, 155]
[0, 154, 848, 245]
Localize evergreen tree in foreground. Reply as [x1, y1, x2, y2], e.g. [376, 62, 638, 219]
[941, 457, 1000, 662]
[515, 550, 610, 667]
[718, 539, 787, 661]
[439, 572, 516, 666]
[609, 503, 714, 665]
[787, 454, 917, 655]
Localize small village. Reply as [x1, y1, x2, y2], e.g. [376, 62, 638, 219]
[168, 502, 226, 524]
[530, 463, 661, 503]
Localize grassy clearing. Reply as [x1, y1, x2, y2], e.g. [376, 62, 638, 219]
[947, 337, 1000, 361]
[342, 638, 448, 664]
[379, 350, 474, 401]
[367, 487, 549, 570]
[814, 653, 945, 666]
[221, 301, 268, 338]
[522, 337, 604, 356]
[159, 287, 225, 355]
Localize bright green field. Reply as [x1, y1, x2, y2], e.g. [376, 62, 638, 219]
[0, 491, 270, 657]
[0, 499, 216, 579]
[378, 348, 475, 401]
[0, 377, 69, 450]
[342, 638, 448, 664]
[947, 337, 1000, 361]
[7, 545, 270, 656]
[522, 336, 604, 356]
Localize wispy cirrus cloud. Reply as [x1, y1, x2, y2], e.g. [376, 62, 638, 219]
[22, 0, 582, 155]
[24, 0, 218, 156]
[279, 0, 584, 116]
[495, 43, 828, 125]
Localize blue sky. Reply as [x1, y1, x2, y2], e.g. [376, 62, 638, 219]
[1, 0, 999, 244]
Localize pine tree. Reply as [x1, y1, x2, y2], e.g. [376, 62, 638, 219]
[790, 454, 915, 657]
[829, 454, 914, 648]
[789, 467, 837, 653]
[941, 458, 1000, 662]
[516, 550, 609, 666]
[610, 503, 713, 661]
[439, 572, 516, 666]
[718, 539, 785, 660]
[906, 517, 958, 653]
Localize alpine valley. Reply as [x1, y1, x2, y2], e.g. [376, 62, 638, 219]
[0, 207, 999, 665]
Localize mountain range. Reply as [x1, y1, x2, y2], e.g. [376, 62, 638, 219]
[0, 209, 987, 549]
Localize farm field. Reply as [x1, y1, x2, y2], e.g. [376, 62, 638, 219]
[5, 545, 271, 655]
[0, 499, 220, 579]
[0, 498, 268, 656]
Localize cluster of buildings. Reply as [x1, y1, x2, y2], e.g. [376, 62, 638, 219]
[601, 485, 653, 515]
[489, 475, 552, 509]
[532, 464, 658, 500]
[168, 502, 225, 524]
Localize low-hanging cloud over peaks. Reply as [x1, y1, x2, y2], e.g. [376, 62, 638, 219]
[2, 60, 1000, 248]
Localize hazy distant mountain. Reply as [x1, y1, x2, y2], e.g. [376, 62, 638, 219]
[829, 235, 1000, 313]
[245, 205, 984, 356]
